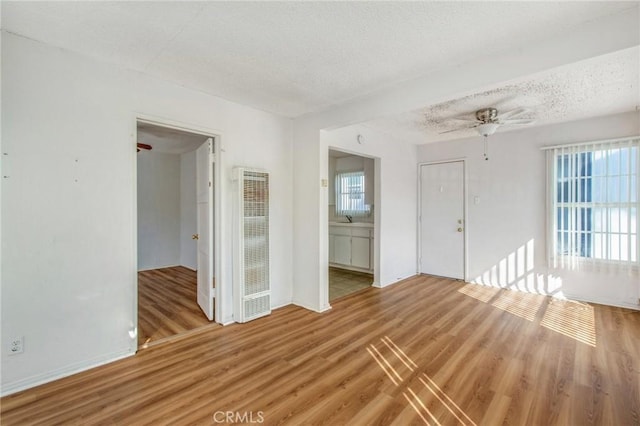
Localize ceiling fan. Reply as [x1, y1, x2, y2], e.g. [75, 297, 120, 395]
[137, 143, 152, 153]
[440, 107, 536, 160]
[441, 107, 536, 136]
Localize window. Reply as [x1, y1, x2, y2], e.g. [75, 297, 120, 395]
[547, 137, 639, 269]
[335, 171, 369, 216]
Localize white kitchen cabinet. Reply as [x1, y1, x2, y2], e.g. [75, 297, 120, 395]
[328, 224, 373, 272]
[333, 235, 351, 265]
[351, 236, 370, 269]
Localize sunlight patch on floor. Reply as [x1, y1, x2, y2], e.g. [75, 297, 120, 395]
[368, 336, 477, 425]
[457, 281, 597, 346]
[541, 300, 597, 347]
[457, 284, 500, 303]
[491, 291, 544, 322]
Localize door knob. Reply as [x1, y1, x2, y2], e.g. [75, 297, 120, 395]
[192, 234, 199, 240]
[457, 227, 463, 232]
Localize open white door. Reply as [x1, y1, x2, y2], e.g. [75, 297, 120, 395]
[196, 138, 214, 320]
[419, 161, 465, 279]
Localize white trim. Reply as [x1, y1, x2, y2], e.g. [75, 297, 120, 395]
[325, 146, 381, 311]
[541, 135, 640, 151]
[133, 114, 225, 329]
[294, 301, 332, 313]
[328, 263, 373, 274]
[136, 113, 223, 139]
[376, 274, 417, 288]
[270, 301, 293, 311]
[417, 159, 468, 281]
[546, 140, 639, 269]
[212, 137, 223, 325]
[130, 115, 139, 354]
[0, 349, 133, 397]
[561, 293, 640, 311]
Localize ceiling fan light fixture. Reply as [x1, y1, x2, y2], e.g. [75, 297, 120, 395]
[476, 122, 500, 137]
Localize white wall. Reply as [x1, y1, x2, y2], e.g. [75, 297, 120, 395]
[137, 148, 199, 272]
[324, 126, 418, 289]
[291, 7, 637, 314]
[417, 111, 640, 309]
[0, 32, 293, 395]
[179, 150, 197, 270]
[1, 6, 636, 395]
[137, 151, 181, 270]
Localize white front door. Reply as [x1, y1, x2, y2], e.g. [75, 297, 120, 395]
[419, 161, 465, 279]
[196, 138, 214, 320]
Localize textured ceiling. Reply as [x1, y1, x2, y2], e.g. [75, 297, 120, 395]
[362, 47, 640, 144]
[2, 1, 636, 117]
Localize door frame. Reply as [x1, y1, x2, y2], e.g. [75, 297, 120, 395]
[417, 158, 468, 281]
[324, 147, 381, 309]
[133, 114, 224, 333]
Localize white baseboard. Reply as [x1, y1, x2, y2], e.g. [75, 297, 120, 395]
[561, 292, 640, 311]
[292, 300, 331, 313]
[464, 280, 640, 311]
[137, 264, 180, 272]
[271, 301, 292, 311]
[377, 274, 417, 288]
[0, 349, 134, 397]
[221, 315, 235, 326]
[329, 263, 373, 274]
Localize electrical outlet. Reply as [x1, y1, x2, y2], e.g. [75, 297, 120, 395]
[9, 337, 23, 355]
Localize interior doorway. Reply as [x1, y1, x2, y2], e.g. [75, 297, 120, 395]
[136, 119, 219, 348]
[328, 149, 375, 301]
[419, 160, 466, 280]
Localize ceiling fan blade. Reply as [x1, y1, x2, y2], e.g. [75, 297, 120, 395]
[137, 143, 152, 151]
[448, 118, 482, 124]
[499, 107, 531, 120]
[499, 118, 536, 125]
[438, 124, 479, 134]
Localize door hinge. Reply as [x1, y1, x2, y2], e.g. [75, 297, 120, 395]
[209, 181, 212, 187]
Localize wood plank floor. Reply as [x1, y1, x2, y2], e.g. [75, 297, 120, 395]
[138, 266, 212, 347]
[2, 274, 639, 425]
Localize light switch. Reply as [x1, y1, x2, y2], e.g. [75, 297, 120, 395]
[474, 196, 480, 205]
[321, 179, 328, 187]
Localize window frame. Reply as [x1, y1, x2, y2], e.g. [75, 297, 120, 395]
[546, 137, 639, 269]
[335, 170, 369, 217]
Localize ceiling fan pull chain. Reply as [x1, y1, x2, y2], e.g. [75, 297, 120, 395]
[484, 135, 489, 161]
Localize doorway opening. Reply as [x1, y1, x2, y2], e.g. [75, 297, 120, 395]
[136, 119, 219, 348]
[328, 149, 375, 301]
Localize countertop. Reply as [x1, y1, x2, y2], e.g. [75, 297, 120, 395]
[329, 222, 374, 228]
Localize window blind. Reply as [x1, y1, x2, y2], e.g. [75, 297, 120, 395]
[544, 136, 639, 272]
[335, 171, 369, 216]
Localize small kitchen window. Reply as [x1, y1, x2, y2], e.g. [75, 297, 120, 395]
[335, 171, 369, 216]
